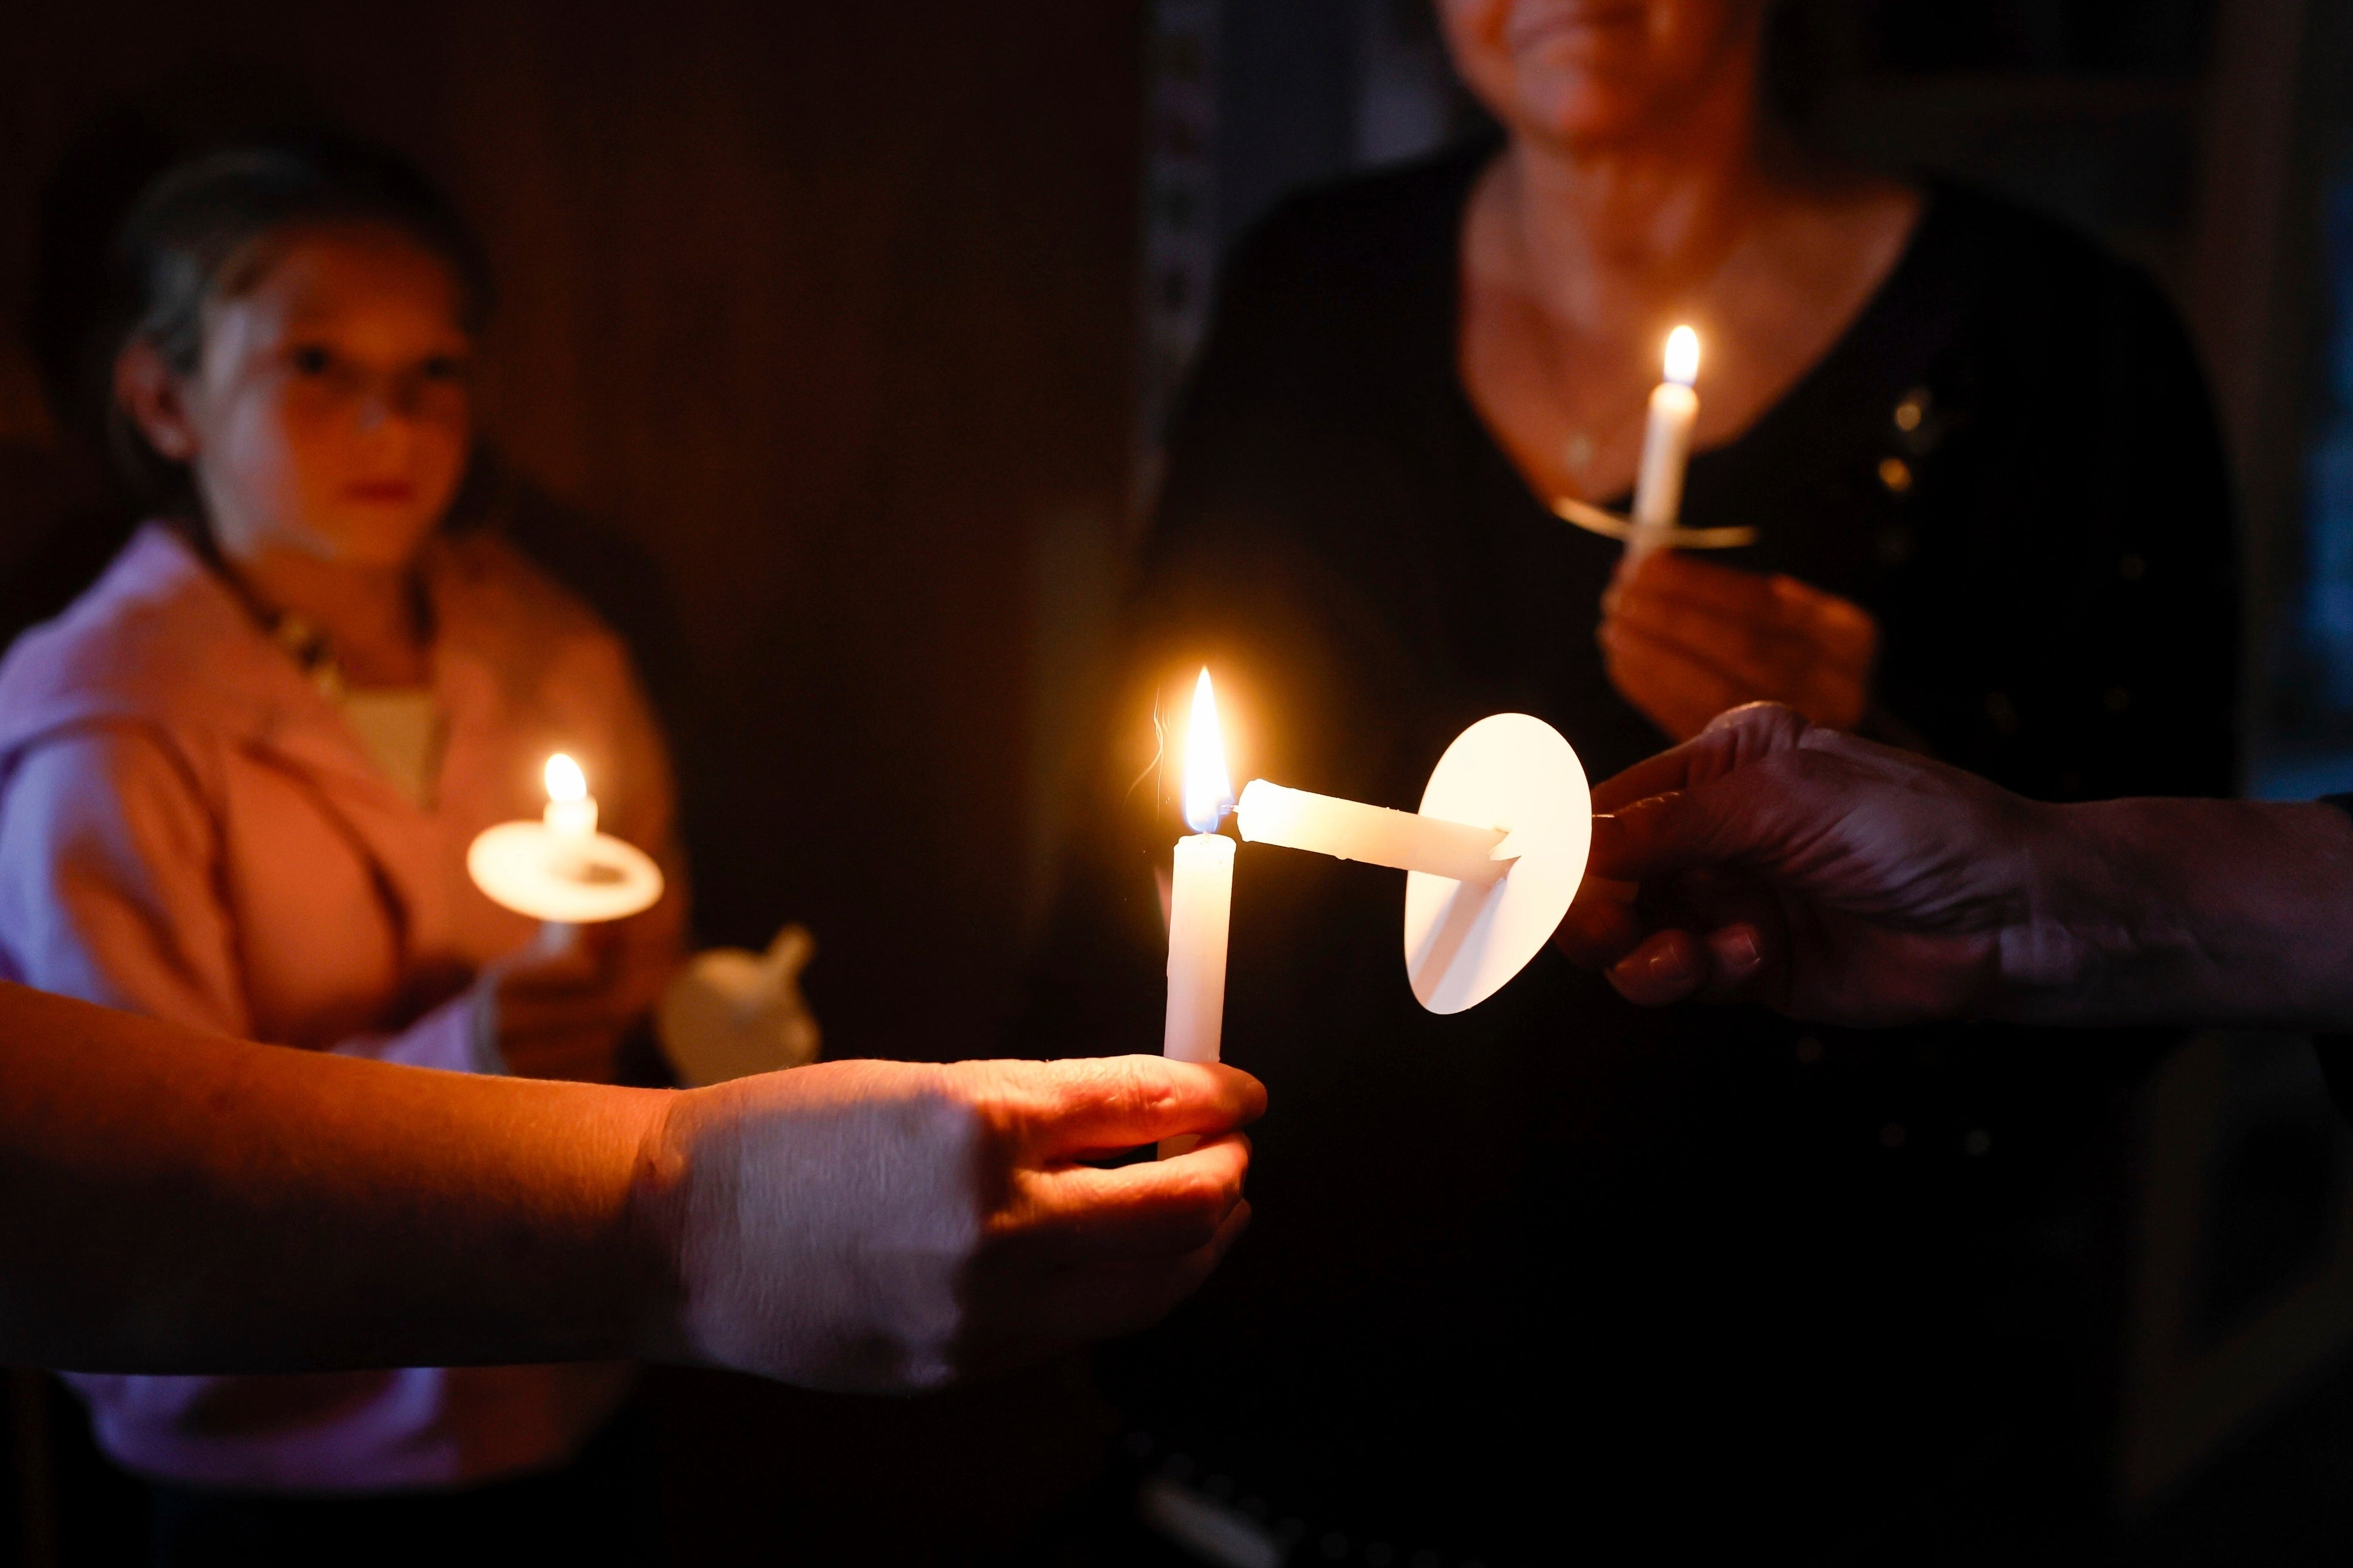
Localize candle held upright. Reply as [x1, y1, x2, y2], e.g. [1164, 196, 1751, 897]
[1164, 669, 1234, 1070]
[466, 751, 663, 930]
[542, 752, 597, 838]
[1627, 325, 1700, 562]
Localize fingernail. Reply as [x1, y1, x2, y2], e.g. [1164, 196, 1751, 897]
[1718, 928, 1760, 971]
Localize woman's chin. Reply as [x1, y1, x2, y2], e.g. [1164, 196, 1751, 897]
[302, 508, 444, 568]
[1511, 82, 1659, 149]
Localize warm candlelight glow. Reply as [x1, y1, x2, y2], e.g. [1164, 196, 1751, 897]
[1164, 668, 1237, 1081]
[1182, 669, 1232, 835]
[545, 753, 587, 803]
[542, 753, 596, 838]
[1664, 325, 1699, 387]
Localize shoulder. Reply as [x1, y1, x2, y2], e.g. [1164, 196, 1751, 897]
[0, 722, 211, 845]
[1174, 142, 1491, 451]
[0, 525, 262, 761]
[1211, 139, 1492, 346]
[1911, 181, 2189, 346]
[432, 530, 618, 649]
[1234, 141, 1488, 281]
[430, 529, 648, 706]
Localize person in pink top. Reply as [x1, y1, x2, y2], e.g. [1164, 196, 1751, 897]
[0, 136, 685, 1561]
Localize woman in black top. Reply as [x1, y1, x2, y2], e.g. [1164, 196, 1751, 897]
[1027, 2, 2234, 1559]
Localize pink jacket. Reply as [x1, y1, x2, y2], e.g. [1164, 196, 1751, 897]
[0, 523, 679, 1493]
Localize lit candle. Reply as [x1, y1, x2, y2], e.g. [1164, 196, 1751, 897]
[1163, 669, 1234, 1072]
[542, 752, 598, 838]
[1235, 781, 1509, 883]
[1627, 325, 1699, 562]
[534, 753, 595, 952]
[467, 751, 663, 940]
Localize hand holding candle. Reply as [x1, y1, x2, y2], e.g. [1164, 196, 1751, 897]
[1599, 551, 1880, 741]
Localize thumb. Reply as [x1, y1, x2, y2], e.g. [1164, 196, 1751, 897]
[1589, 772, 1781, 885]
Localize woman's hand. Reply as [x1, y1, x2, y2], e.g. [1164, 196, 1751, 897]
[1554, 703, 2039, 1025]
[1599, 550, 1878, 741]
[644, 1055, 1265, 1390]
[480, 923, 666, 1083]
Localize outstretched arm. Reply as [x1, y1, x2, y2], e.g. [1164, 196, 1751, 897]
[1555, 703, 2353, 1031]
[0, 980, 1261, 1391]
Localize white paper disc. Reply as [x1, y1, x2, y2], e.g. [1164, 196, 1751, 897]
[467, 821, 665, 924]
[1403, 713, 1590, 1014]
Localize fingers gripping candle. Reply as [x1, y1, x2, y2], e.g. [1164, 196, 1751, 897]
[1627, 325, 1700, 563]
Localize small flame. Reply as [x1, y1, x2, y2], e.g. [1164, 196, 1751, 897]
[1181, 668, 1231, 834]
[544, 752, 588, 803]
[1664, 325, 1699, 386]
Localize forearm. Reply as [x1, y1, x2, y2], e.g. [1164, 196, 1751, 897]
[0, 983, 678, 1373]
[2002, 799, 2353, 1030]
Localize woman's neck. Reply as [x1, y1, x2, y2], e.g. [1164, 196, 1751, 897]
[1498, 66, 1779, 338]
[221, 543, 431, 689]
[1457, 54, 1921, 508]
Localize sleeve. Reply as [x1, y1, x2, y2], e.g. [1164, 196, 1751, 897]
[333, 989, 494, 1075]
[0, 726, 492, 1073]
[0, 726, 251, 1039]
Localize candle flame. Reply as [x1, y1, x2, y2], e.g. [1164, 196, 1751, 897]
[1664, 325, 1699, 386]
[1181, 668, 1231, 834]
[544, 753, 587, 803]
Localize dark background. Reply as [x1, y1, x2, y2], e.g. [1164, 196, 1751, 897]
[8, 0, 2353, 1562]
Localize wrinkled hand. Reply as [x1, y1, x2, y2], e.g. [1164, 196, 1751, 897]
[1599, 551, 1878, 741]
[639, 1055, 1263, 1391]
[1555, 702, 2059, 1026]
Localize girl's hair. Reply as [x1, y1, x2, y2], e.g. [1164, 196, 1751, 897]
[103, 135, 492, 511]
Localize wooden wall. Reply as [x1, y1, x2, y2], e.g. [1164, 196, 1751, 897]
[0, 0, 1146, 1060]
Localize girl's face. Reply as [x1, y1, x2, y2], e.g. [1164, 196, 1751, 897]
[122, 222, 475, 570]
[1437, 0, 1763, 151]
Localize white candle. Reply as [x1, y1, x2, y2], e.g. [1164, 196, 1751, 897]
[542, 752, 598, 838]
[1627, 325, 1700, 562]
[1235, 780, 1509, 884]
[468, 752, 663, 930]
[1163, 670, 1234, 1070]
[536, 753, 595, 953]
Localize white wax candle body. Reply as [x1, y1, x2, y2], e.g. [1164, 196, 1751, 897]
[1236, 779, 1509, 884]
[544, 796, 598, 838]
[1628, 380, 1699, 555]
[1163, 832, 1235, 1065]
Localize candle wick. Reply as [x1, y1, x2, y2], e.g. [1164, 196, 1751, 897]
[1126, 688, 1168, 803]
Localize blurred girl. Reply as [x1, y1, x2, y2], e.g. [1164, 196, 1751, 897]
[0, 138, 683, 1563]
